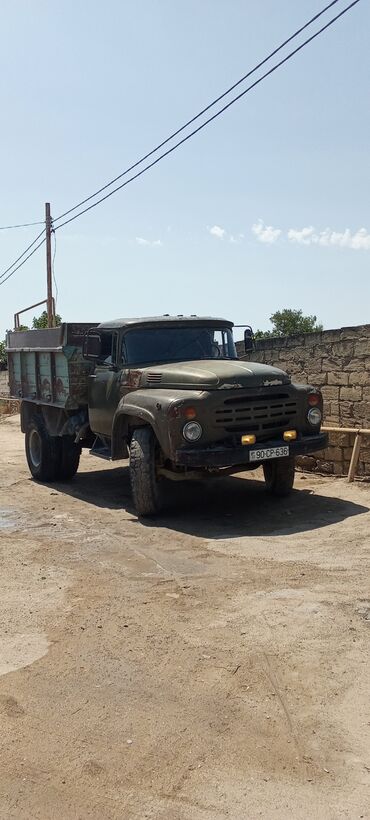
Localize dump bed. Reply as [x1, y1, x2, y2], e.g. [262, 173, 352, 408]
[6, 323, 97, 409]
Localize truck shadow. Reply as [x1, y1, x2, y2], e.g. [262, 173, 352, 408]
[45, 464, 369, 539]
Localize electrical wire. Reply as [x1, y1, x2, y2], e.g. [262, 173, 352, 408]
[52, 230, 58, 307]
[53, 0, 346, 225]
[54, 0, 361, 232]
[0, 220, 45, 231]
[0, 227, 46, 281]
[0, 0, 361, 284]
[0, 237, 46, 286]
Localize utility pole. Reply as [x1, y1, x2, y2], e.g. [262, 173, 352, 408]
[45, 202, 54, 327]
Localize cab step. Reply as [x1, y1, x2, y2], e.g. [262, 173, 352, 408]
[90, 437, 112, 460]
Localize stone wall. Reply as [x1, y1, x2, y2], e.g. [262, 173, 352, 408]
[237, 324, 370, 476]
[0, 371, 9, 395]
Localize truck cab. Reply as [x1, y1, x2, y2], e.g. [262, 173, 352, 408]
[83, 316, 326, 514]
[85, 316, 239, 438]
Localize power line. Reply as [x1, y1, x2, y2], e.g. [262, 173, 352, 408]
[0, 236, 46, 286]
[52, 229, 58, 307]
[54, 0, 361, 232]
[53, 0, 343, 225]
[0, 220, 45, 231]
[0, 0, 361, 286]
[0, 227, 46, 282]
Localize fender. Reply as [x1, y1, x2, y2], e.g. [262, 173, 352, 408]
[111, 390, 191, 461]
[111, 398, 159, 460]
[20, 400, 68, 436]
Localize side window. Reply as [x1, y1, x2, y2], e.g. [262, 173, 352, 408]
[211, 331, 226, 358]
[111, 333, 118, 365]
[121, 336, 128, 365]
[97, 332, 117, 366]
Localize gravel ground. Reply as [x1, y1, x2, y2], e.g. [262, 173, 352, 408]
[0, 414, 369, 820]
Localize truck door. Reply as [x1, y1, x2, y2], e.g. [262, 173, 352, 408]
[88, 330, 120, 437]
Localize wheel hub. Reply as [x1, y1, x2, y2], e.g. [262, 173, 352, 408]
[29, 428, 42, 468]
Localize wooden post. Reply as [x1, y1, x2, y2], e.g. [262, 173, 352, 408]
[45, 202, 53, 327]
[348, 433, 362, 482]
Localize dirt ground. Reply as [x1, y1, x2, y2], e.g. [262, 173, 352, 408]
[0, 414, 369, 820]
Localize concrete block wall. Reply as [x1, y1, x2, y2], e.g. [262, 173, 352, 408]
[238, 324, 370, 476]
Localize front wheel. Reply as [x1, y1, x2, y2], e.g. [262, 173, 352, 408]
[129, 427, 163, 517]
[263, 456, 295, 497]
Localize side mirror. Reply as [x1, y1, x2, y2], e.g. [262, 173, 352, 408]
[244, 326, 254, 353]
[83, 330, 101, 360]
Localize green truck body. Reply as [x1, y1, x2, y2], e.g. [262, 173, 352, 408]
[6, 316, 327, 516]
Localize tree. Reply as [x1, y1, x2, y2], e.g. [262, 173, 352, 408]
[0, 339, 7, 370]
[255, 309, 323, 339]
[32, 310, 62, 329]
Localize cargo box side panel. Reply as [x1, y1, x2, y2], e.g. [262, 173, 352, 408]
[38, 353, 53, 402]
[6, 326, 63, 351]
[8, 351, 22, 398]
[23, 352, 38, 398]
[6, 323, 97, 408]
[65, 349, 93, 409]
[55, 352, 70, 404]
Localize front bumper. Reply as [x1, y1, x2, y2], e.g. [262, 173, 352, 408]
[174, 432, 328, 468]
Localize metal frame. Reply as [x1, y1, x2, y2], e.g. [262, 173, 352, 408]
[14, 298, 56, 330]
[322, 426, 370, 482]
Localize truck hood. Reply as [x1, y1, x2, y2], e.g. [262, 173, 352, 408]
[140, 360, 290, 390]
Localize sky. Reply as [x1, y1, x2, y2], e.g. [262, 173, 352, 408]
[0, 0, 369, 340]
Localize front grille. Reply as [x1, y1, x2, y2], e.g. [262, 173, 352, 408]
[147, 373, 162, 383]
[214, 392, 297, 435]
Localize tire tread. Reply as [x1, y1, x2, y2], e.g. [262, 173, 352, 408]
[129, 427, 162, 516]
[263, 456, 295, 497]
[58, 437, 81, 480]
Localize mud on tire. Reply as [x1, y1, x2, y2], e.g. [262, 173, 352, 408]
[263, 456, 295, 497]
[129, 426, 163, 517]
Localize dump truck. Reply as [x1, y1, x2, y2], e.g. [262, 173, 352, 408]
[6, 316, 327, 516]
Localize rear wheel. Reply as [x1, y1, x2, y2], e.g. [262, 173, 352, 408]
[25, 416, 61, 482]
[263, 456, 295, 497]
[58, 436, 81, 480]
[129, 427, 163, 516]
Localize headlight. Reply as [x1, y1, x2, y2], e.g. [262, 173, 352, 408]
[307, 407, 322, 426]
[183, 421, 202, 442]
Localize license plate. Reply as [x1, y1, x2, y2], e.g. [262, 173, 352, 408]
[249, 445, 289, 462]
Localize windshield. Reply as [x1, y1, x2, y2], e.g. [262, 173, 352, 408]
[122, 327, 237, 366]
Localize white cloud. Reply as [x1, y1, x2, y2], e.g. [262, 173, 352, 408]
[209, 225, 226, 240]
[135, 237, 162, 247]
[208, 226, 244, 244]
[287, 226, 370, 250]
[252, 219, 281, 244]
[287, 226, 315, 245]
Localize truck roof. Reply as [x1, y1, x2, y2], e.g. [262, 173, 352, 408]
[98, 315, 233, 330]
